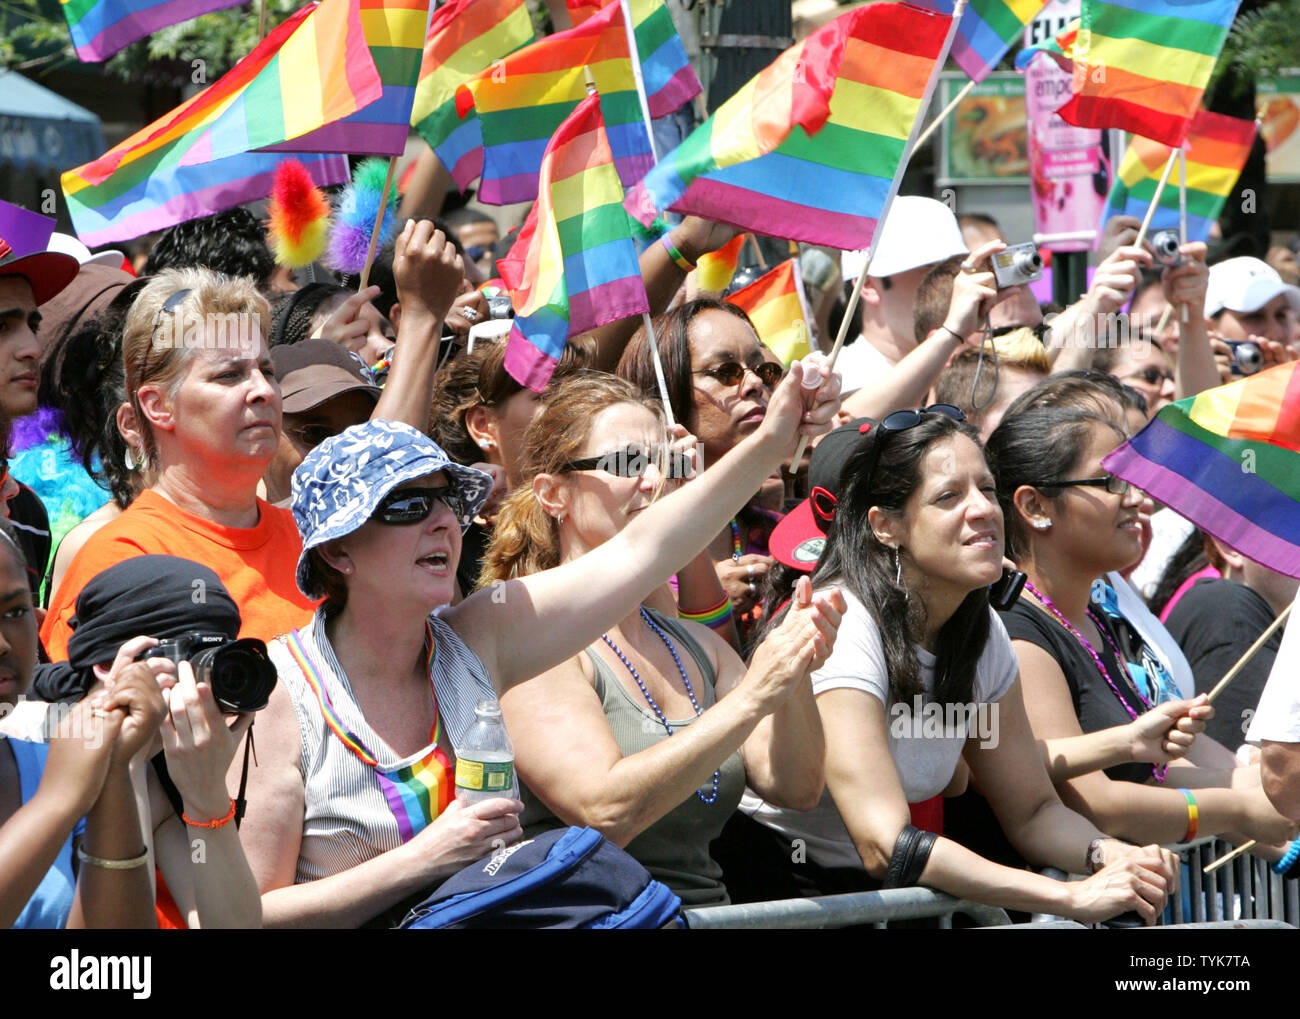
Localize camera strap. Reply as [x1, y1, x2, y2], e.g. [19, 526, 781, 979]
[150, 720, 256, 830]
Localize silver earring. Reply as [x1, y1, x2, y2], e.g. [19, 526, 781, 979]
[893, 547, 902, 586]
[557, 513, 565, 525]
[124, 447, 138, 471]
[1032, 519, 1051, 530]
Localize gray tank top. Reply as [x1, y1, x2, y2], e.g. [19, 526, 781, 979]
[519, 610, 745, 907]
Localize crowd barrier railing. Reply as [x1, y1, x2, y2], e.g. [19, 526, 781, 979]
[681, 887, 1010, 929]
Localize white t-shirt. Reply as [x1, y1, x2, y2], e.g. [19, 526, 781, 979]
[744, 588, 1019, 870]
[835, 335, 895, 395]
[1245, 590, 1300, 744]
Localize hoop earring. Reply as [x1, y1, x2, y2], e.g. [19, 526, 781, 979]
[124, 447, 138, 472]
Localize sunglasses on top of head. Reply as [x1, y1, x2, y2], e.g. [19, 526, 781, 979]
[862, 404, 966, 495]
[372, 485, 464, 525]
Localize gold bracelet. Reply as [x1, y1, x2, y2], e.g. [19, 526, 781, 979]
[76, 845, 149, 870]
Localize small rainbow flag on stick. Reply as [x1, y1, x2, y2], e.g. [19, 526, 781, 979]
[625, 3, 954, 251]
[497, 93, 649, 391]
[1101, 110, 1257, 245]
[1103, 363, 1300, 579]
[453, 2, 654, 205]
[727, 258, 814, 366]
[61, 0, 241, 63]
[1015, 0, 1242, 147]
[412, 0, 536, 184]
[912, 0, 1050, 83]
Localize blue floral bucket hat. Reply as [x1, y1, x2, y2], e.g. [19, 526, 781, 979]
[291, 419, 494, 595]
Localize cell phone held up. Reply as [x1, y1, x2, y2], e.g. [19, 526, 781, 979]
[989, 568, 1027, 612]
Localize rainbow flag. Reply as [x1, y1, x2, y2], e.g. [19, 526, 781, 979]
[565, 0, 701, 116]
[694, 233, 746, 293]
[1102, 363, 1300, 579]
[1015, 0, 1242, 147]
[497, 93, 649, 391]
[412, 0, 536, 188]
[74, 0, 379, 186]
[727, 258, 813, 365]
[61, 0, 241, 63]
[625, 3, 954, 251]
[62, 0, 369, 245]
[453, 2, 654, 205]
[260, 0, 433, 157]
[1101, 109, 1257, 245]
[911, 0, 1050, 83]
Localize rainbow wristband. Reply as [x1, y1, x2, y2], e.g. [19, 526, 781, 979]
[679, 597, 733, 629]
[1177, 787, 1198, 843]
[661, 235, 696, 272]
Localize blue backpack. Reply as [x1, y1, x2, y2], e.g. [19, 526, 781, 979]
[400, 827, 683, 929]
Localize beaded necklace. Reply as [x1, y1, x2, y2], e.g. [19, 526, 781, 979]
[1023, 580, 1167, 782]
[600, 608, 720, 805]
[729, 519, 742, 561]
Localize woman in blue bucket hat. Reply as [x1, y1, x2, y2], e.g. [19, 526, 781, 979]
[233, 361, 841, 927]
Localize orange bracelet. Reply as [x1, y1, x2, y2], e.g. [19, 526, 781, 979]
[183, 798, 237, 829]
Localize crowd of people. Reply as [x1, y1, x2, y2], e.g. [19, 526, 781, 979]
[1, 181, 1299, 929]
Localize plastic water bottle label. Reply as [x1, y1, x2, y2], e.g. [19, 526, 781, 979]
[455, 758, 514, 794]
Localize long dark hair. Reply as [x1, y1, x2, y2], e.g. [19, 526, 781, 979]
[769, 413, 993, 707]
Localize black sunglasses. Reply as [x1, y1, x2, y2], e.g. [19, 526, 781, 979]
[373, 485, 464, 525]
[693, 361, 784, 389]
[862, 404, 966, 496]
[1122, 365, 1173, 387]
[1029, 475, 1131, 496]
[561, 447, 694, 481]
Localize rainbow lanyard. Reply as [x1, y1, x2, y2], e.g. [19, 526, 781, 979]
[287, 625, 452, 841]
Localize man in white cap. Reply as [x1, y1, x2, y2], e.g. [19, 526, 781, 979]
[836, 195, 968, 394]
[1205, 255, 1300, 360]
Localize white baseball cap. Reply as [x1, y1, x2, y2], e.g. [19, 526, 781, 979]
[840, 196, 968, 281]
[47, 231, 126, 270]
[1205, 256, 1300, 317]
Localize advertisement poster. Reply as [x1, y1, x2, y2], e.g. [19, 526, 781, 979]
[939, 73, 1029, 184]
[1258, 73, 1300, 183]
[1022, 0, 1105, 252]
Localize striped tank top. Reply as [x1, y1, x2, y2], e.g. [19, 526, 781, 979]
[272, 609, 496, 885]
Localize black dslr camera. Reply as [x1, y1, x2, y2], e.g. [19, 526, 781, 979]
[137, 632, 277, 714]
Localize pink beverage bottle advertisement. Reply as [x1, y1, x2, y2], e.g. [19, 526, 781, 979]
[1023, 0, 1104, 253]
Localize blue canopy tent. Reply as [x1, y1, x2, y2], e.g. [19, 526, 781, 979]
[0, 69, 103, 175]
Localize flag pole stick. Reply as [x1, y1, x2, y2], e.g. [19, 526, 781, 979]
[1203, 840, 1256, 875]
[914, 78, 976, 151]
[1177, 148, 1189, 322]
[746, 232, 767, 270]
[1208, 602, 1292, 704]
[258, 0, 269, 40]
[643, 313, 676, 429]
[1134, 149, 1179, 249]
[620, 0, 660, 162]
[359, 155, 398, 291]
[788, 0, 967, 473]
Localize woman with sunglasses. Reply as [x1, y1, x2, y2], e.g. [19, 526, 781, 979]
[740, 409, 1179, 922]
[977, 375, 1296, 854]
[477, 372, 840, 906]
[619, 300, 788, 646]
[234, 357, 841, 926]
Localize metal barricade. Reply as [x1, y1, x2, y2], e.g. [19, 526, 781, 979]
[1032, 838, 1298, 928]
[682, 887, 1010, 929]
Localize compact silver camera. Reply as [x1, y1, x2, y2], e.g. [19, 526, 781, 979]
[1151, 229, 1182, 267]
[1227, 340, 1263, 376]
[990, 243, 1043, 288]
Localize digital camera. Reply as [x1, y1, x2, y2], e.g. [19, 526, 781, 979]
[1150, 229, 1182, 268]
[138, 632, 278, 714]
[1226, 340, 1263, 376]
[990, 243, 1043, 289]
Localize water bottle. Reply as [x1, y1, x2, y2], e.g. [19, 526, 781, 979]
[455, 698, 517, 804]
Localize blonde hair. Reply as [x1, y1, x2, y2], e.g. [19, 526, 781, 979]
[122, 267, 271, 467]
[478, 371, 664, 586]
[989, 327, 1052, 373]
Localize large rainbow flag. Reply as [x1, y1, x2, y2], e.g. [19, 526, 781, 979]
[1101, 109, 1257, 245]
[726, 258, 813, 366]
[1015, 0, 1242, 147]
[497, 93, 649, 391]
[625, 2, 954, 251]
[453, 2, 655, 205]
[565, 0, 701, 115]
[261, 0, 433, 157]
[62, 0, 370, 244]
[412, 0, 536, 187]
[1103, 363, 1300, 579]
[911, 0, 1050, 83]
[61, 0, 240, 62]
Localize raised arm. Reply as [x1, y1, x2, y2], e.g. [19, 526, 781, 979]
[1162, 242, 1220, 399]
[449, 360, 841, 689]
